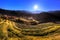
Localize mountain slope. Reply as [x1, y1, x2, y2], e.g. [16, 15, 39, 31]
[0, 18, 60, 40]
[0, 8, 60, 40]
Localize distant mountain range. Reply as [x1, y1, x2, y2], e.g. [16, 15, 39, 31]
[0, 8, 60, 24]
[32, 11, 41, 14]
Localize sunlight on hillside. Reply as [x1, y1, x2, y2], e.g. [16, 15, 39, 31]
[0, 18, 60, 40]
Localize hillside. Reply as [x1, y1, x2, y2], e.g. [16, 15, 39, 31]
[0, 17, 60, 40]
[0, 8, 60, 24]
[0, 9, 60, 40]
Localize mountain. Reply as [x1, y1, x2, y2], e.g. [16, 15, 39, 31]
[0, 8, 32, 17]
[32, 11, 41, 14]
[0, 8, 39, 25]
[34, 11, 60, 23]
[0, 8, 60, 40]
[0, 8, 60, 24]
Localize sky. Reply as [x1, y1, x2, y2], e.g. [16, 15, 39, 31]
[0, 0, 60, 12]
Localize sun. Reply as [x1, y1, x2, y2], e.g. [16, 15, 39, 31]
[33, 5, 38, 10]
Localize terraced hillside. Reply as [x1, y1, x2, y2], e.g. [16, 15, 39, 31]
[0, 18, 60, 40]
[0, 8, 60, 40]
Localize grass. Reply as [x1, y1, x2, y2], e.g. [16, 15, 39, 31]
[0, 18, 60, 40]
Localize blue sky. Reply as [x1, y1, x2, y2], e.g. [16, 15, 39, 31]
[0, 0, 60, 11]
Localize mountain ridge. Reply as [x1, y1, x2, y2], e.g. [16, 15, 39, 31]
[0, 8, 60, 24]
